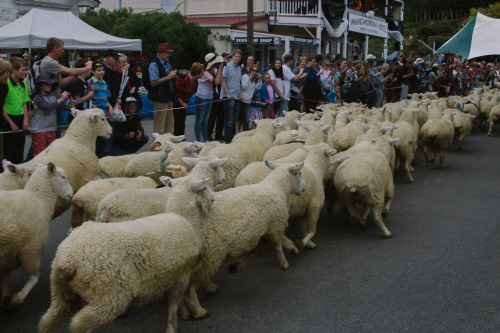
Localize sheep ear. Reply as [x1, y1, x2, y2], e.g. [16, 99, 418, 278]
[326, 148, 337, 156]
[265, 160, 278, 170]
[371, 139, 377, 144]
[469, 115, 476, 119]
[289, 162, 304, 175]
[294, 119, 301, 126]
[254, 119, 261, 125]
[5, 160, 23, 175]
[185, 143, 197, 153]
[298, 112, 306, 118]
[182, 157, 200, 168]
[160, 176, 174, 187]
[322, 125, 331, 134]
[346, 115, 354, 121]
[273, 122, 284, 128]
[47, 162, 56, 175]
[172, 135, 185, 143]
[283, 110, 288, 116]
[163, 141, 174, 152]
[209, 157, 227, 169]
[194, 141, 204, 148]
[152, 132, 160, 139]
[300, 146, 311, 152]
[363, 123, 370, 130]
[191, 178, 209, 192]
[389, 138, 400, 145]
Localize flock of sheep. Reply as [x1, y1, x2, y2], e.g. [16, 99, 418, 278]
[1, 84, 499, 333]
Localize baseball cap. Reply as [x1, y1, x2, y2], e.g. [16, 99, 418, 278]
[126, 97, 138, 103]
[36, 73, 59, 91]
[221, 53, 232, 58]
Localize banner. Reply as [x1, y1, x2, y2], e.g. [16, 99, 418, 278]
[348, 13, 388, 38]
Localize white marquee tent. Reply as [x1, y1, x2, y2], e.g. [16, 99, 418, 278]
[435, 13, 500, 59]
[0, 8, 142, 51]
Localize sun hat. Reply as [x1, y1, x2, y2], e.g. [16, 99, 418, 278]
[125, 97, 138, 103]
[36, 73, 58, 91]
[157, 43, 174, 53]
[415, 58, 425, 65]
[366, 54, 376, 60]
[205, 53, 224, 70]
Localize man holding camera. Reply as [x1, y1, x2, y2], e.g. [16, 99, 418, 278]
[148, 43, 177, 134]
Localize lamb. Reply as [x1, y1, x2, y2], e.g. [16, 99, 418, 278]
[487, 104, 500, 136]
[124, 141, 198, 177]
[1, 109, 111, 218]
[209, 119, 282, 190]
[148, 132, 185, 151]
[182, 161, 305, 320]
[95, 156, 227, 222]
[419, 111, 455, 168]
[38, 176, 214, 333]
[334, 139, 397, 238]
[198, 141, 221, 157]
[0, 162, 73, 308]
[0, 159, 32, 191]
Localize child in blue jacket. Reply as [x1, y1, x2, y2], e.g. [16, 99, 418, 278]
[259, 73, 277, 119]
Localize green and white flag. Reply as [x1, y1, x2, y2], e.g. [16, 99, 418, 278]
[435, 13, 500, 59]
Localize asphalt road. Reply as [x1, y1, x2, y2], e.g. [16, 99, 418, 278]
[1, 116, 499, 333]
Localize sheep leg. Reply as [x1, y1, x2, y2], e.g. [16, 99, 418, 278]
[200, 279, 219, 294]
[166, 273, 191, 333]
[38, 293, 81, 333]
[345, 201, 361, 225]
[439, 149, 445, 168]
[487, 121, 493, 136]
[405, 157, 414, 183]
[229, 248, 259, 273]
[295, 204, 322, 249]
[69, 296, 130, 333]
[373, 206, 392, 239]
[431, 149, 436, 163]
[359, 205, 370, 227]
[267, 234, 290, 271]
[184, 285, 211, 320]
[6, 274, 39, 305]
[423, 145, 430, 163]
[281, 235, 300, 254]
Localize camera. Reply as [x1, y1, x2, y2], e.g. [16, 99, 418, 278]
[174, 70, 186, 79]
[252, 74, 259, 79]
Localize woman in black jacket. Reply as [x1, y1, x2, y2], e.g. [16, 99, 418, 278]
[111, 97, 149, 155]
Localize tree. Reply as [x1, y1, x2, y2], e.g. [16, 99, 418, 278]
[467, 2, 500, 21]
[80, 9, 214, 69]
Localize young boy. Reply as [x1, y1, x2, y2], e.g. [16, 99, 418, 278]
[31, 74, 68, 156]
[88, 61, 113, 157]
[70, 58, 94, 110]
[111, 97, 148, 155]
[0, 57, 29, 164]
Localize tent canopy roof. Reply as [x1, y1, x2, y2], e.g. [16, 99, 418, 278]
[0, 8, 141, 51]
[435, 13, 500, 59]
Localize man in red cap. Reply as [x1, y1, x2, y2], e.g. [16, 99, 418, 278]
[147, 43, 177, 134]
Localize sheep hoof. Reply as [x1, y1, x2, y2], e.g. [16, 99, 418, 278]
[408, 178, 414, 183]
[228, 263, 240, 273]
[294, 240, 307, 249]
[192, 308, 211, 320]
[1, 296, 17, 311]
[280, 261, 290, 271]
[306, 241, 317, 250]
[383, 232, 393, 239]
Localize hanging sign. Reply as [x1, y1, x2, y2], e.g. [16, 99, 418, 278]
[234, 37, 281, 44]
[348, 13, 388, 38]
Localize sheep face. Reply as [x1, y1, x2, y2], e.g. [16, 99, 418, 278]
[47, 163, 74, 202]
[90, 111, 113, 139]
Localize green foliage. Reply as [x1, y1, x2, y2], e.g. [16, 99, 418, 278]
[415, 23, 454, 41]
[80, 9, 214, 69]
[467, 2, 500, 21]
[405, 0, 495, 14]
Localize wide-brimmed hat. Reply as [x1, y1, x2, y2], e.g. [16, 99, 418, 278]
[35, 73, 58, 91]
[415, 58, 425, 65]
[205, 53, 224, 70]
[125, 97, 138, 103]
[157, 43, 174, 53]
[366, 54, 376, 60]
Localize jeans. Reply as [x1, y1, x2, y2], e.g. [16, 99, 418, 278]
[240, 102, 251, 131]
[276, 100, 289, 118]
[375, 88, 384, 108]
[223, 98, 241, 143]
[399, 83, 409, 101]
[194, 96, 213, 142]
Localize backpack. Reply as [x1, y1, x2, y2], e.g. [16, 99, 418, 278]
[25, 60, 41, 100]
[141, 61, 153, 91]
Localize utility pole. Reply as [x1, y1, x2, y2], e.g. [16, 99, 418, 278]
[247, 0, 254, 58]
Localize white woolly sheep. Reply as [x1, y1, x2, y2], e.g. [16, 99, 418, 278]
[329, 114, 371, 152]
[20, 108, 112, 218]
[38, 177, 214, 333]
[487, 104, 500, 136]
[198, 141, 221, 157]
[419, 111, 455, 168]
[148, 132, 185, 151]
[0, 160, 32, 191]
[97, 154, 136, 178]
[452, 110, 475, 149]
[95, 156, 227, 222]
[209, 119, 283, 190]
[183, 161, 306, 319]
[334, 141, 396, 238]
[393, 109, 420, 183]
[0, 162, 73, 308]
[124, 141, 198, 177]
